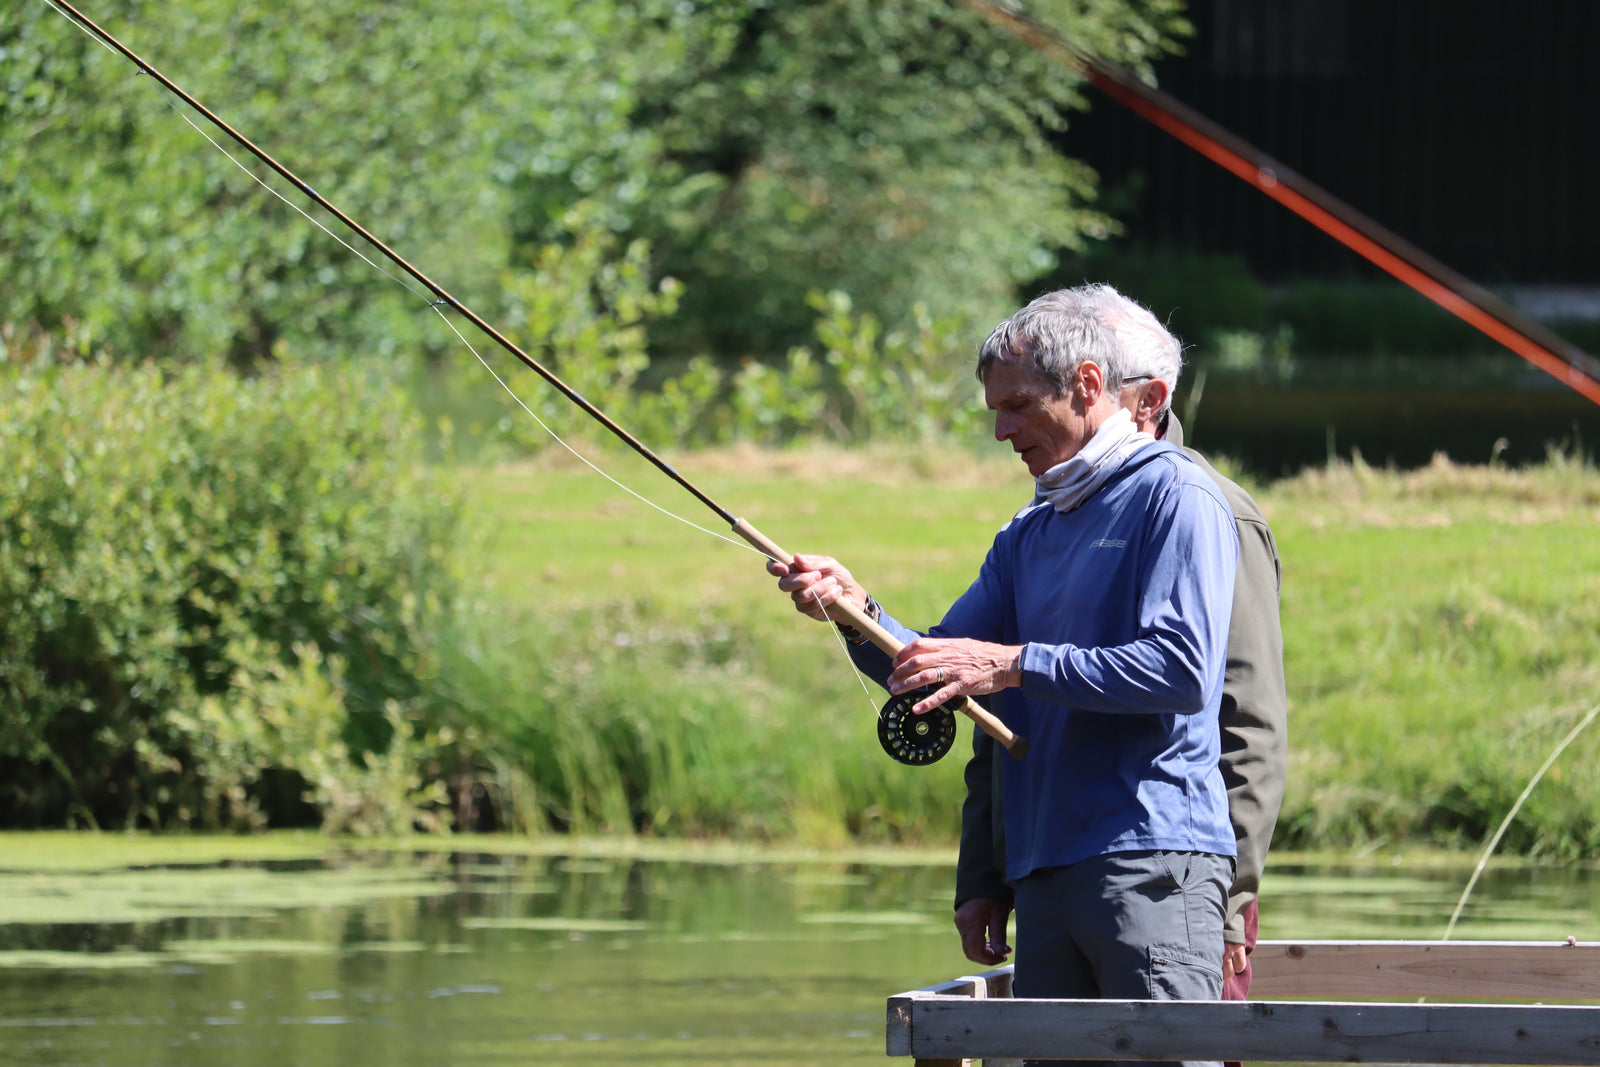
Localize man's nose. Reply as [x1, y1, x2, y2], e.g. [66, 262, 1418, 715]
[994, 413, 1016, 441]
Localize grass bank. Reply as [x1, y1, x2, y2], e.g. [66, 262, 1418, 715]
[453, 442, 1600, 857]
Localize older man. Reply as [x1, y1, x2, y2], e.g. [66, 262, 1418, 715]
[954, 294, 1288, 1019]
[771, 285, 1238, 1061]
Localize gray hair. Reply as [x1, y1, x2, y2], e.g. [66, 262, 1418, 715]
[1099, 288, 1184, 419]
[976, 284, 1182, 414]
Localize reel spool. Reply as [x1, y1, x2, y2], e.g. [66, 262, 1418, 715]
[878, 689, 960, 766]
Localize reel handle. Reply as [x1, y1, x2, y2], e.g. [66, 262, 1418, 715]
[734, 517, 1030, 759]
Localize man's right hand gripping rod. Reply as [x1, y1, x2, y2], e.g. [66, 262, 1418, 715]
[733, 518, 1030, 759]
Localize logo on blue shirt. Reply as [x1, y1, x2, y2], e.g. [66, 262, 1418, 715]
[1090, 538, 1128, 548]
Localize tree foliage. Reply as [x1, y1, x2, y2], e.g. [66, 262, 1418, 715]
[3, 0, 1187, 368]
[584, 0, 1191, 358]
[3, 0, 610, 364]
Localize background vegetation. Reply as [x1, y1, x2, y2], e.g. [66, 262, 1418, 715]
[6, 336, 1599, 857]
[2, 0, 1186, 368]
[3, 0, 1598, 859]
[0, 341, 461, 834]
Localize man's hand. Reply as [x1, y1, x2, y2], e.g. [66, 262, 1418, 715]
[889, 637, 1023, 715]
[766, 553, 866, 623]
[1222, 941, 1248, 982]
[955, 897, 1013, 966]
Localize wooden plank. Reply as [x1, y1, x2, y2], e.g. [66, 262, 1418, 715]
[907, 969, 1012, 999]
[1252, 941, 1600, 1001]
[904, 997, 1600, 1064]
[898, 973, 1014, 1067]
[888, 994, 915, 1057]
[904, 943, 1600, 1001]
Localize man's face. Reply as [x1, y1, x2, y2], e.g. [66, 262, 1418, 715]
[984, 360, 1092, 477]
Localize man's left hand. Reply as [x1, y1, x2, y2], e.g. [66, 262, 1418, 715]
[1222, 942, 1248, 981]
[889, 636, 1023, 715]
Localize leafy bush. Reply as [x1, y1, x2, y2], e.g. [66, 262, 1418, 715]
[0, 350, 461, 830]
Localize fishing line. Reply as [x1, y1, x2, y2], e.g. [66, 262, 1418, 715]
[153, 85, 433, 307]
[94, 6, 870, 705]
[40, 0, 1030, 761]
[424, 306, 757, 553]
[42, 0, 927, 721]
[42, 0, 737, 525]
[42, 0, 117, 59]
[1442, 697, 1600, 941]
[801, 587, 885, 714]
[43, 0, 754, 554]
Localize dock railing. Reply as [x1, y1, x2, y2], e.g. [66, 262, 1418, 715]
[887, 939, 1600, 1066]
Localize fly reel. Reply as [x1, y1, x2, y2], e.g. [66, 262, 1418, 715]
[878, 688, 960, 766]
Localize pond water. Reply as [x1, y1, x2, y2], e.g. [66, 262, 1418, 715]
[2, 843, 1597, 1067]
[1187, 379, 1600, 476]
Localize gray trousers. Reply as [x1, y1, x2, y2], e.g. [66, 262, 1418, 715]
[1013, 849, 1232, 1067]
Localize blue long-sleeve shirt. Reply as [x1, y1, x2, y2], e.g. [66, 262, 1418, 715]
[853, 442, 1239, 881]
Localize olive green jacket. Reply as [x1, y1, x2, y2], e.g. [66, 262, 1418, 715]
[954, 418, 1289, 944]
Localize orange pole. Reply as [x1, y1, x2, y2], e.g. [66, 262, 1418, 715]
[963, 0, 1600, 408]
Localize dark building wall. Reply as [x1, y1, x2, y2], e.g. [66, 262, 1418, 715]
[1061, 0, 1600, 284]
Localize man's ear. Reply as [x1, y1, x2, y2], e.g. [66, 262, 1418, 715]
[1077, 360, 1105, 403]
[1138, 379, 1171, 428]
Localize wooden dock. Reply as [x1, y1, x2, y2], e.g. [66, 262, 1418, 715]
[888, 939, 1600, 1065]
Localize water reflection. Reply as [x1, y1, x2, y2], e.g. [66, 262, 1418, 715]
[1265, 859, 1600, 942]
[0, 849, 1596, 1066]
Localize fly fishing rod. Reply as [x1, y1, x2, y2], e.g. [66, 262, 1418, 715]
[961, 0, 1600, 408]
[47, 0, 1026, 765]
